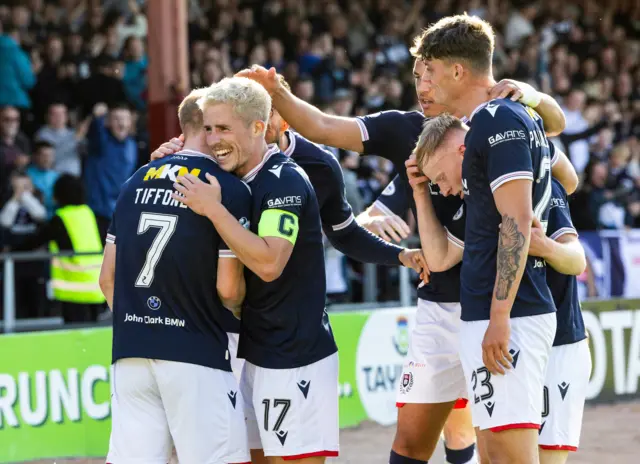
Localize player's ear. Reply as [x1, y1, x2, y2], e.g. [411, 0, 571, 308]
[453, 63, 464, 81]
[281, 118, 290, 132]
[253, 120, 266, 137]
[458, 144, 466, 156]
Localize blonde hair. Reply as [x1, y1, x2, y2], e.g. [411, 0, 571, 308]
[413, 114, 467, 169]
[178, 88, 207, 134]
[197, 77, 271, 130]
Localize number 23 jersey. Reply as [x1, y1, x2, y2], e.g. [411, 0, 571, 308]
[107, 150, 252, 371]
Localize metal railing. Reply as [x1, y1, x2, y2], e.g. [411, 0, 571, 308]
[0, 250, 103, 334]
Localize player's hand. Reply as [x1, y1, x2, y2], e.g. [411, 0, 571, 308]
[172, 173, 221, 216]
[235, 65, 282, 95]
[489, 79, 541, 107]
[405, 156, 429, 194]
[482, 316, 513, 375]
[399, 249, 430, 285]
[360, 214, 410, 243]
[527, 216, 550, 258]
[150, 135, 184, 161]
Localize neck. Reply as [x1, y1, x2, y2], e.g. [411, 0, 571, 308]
[181, 141, 208, 155]
[236, 140, 270, 178]
[278, 130, 289, 152]
[455, 75, 496, 119]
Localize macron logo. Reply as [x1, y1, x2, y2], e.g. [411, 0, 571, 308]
[485, 103, 499, 117]
[269, 164, 284, 178]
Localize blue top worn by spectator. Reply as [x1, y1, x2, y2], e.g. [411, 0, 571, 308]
[0, 34, 35, 109]
[123, 55, 148, 111]
[26, 141, 59, 218]
[85, 112, 137, 221]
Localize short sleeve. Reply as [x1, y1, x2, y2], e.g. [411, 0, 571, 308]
[443, 202, 466, 249]
[474, 108, 534, 193]
[317, 156, 355, 233]
[547, 180, 577, 241]
[356, 111, 407, 156]
[220, 179, 252, 258]
[374, 175, 411, 217]
[257, 166, 309, 245]
[106, 213, 116, 244]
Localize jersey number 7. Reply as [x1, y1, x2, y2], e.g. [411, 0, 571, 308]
[135, 212, 179, 287]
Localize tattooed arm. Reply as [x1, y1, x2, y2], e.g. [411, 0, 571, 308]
[482, 179, 533, 375]
[492, 180, 533, 310]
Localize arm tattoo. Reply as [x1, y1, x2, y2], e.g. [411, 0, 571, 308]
[495, 214, 526, 300]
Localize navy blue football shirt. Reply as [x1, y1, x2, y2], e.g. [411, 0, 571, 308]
[283, 130, 355, 233]
[239, 146, 337, 369]
[461, 99, 555, 321]
[107, 150, 252, 371]
[374, 174, 411, 218]
[546, 179, 586, 346]
[356, 111, 464, 302]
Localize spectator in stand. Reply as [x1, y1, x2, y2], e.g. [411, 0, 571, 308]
[79, 55, 128, 118]
[0, 106, 31, 191]
[122, 36, 147, 111]
[0, 23, 35, 113]
[26, 141, 59, 218]
[84, 102, 136, 241]
[0, 171, 48, 318]
[34, 102, 87, 176]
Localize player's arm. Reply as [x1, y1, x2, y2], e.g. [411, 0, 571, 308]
[529, 181, 586, 275]
[99, 242, 116, 310]
[174, 173, 296, 282]
[407, 158, 463, 271]
[216, 255, 246, 317]
[529, 223, 586, 275]
[355, 175, 411, 243]
[491, 180, 533, 315]
[550, 146, 579, 195]
[490, 79, 566, 137]
[236, 66, 364, 152]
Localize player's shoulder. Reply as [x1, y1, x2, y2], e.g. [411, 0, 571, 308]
[262, 151, 312, 188]
[289, 131, 340, 169]
[470, 98, 529, 128]
[362, 109, 424, 126]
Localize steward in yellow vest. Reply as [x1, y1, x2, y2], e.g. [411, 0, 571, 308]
[15, 174, 105, 323]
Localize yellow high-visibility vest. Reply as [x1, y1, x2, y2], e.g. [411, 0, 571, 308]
[49, 205, 105, 304]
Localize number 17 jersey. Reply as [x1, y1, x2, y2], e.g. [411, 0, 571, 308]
[107, 150, 252, 371]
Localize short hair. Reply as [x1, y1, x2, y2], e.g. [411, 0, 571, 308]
[277, 74, 291, 92]
[413, 114, 466, 169]
[178, 88, 206, 134]
[54, 174, 85, 206]
[197, 77, 271, 129]
[34, 140, 54, 153]
[417, 14, 495, 74]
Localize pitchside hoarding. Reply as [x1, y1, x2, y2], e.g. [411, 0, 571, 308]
[0, 301, 639, 462]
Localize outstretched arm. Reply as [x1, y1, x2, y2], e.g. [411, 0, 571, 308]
[237, 66, 365, 152]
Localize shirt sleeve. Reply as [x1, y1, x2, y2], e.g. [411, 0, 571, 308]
[547, 181, 577, 241]
[374, 175, 410, 217]
[475, 108, 534, 193]
[443, 202, 466, 249]
[106, 213, 116, 244]
[257, 166, 308, 245]
[220, 180, 252, 258]
[355, 110, 405, 156]
[317, 155, 355, 233]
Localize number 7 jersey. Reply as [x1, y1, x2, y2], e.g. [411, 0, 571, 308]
[106, 150, 252, 371]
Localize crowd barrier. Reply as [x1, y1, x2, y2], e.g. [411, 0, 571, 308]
[0, 299, 639, 462]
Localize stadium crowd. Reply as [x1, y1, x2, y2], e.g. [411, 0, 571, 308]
[0, 0, 638, 317]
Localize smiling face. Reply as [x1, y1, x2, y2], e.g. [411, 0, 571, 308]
[203, 103, 264, 177]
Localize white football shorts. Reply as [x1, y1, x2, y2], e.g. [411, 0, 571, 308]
[459, 313, 556, 432]
[107, 358, 250, 464]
